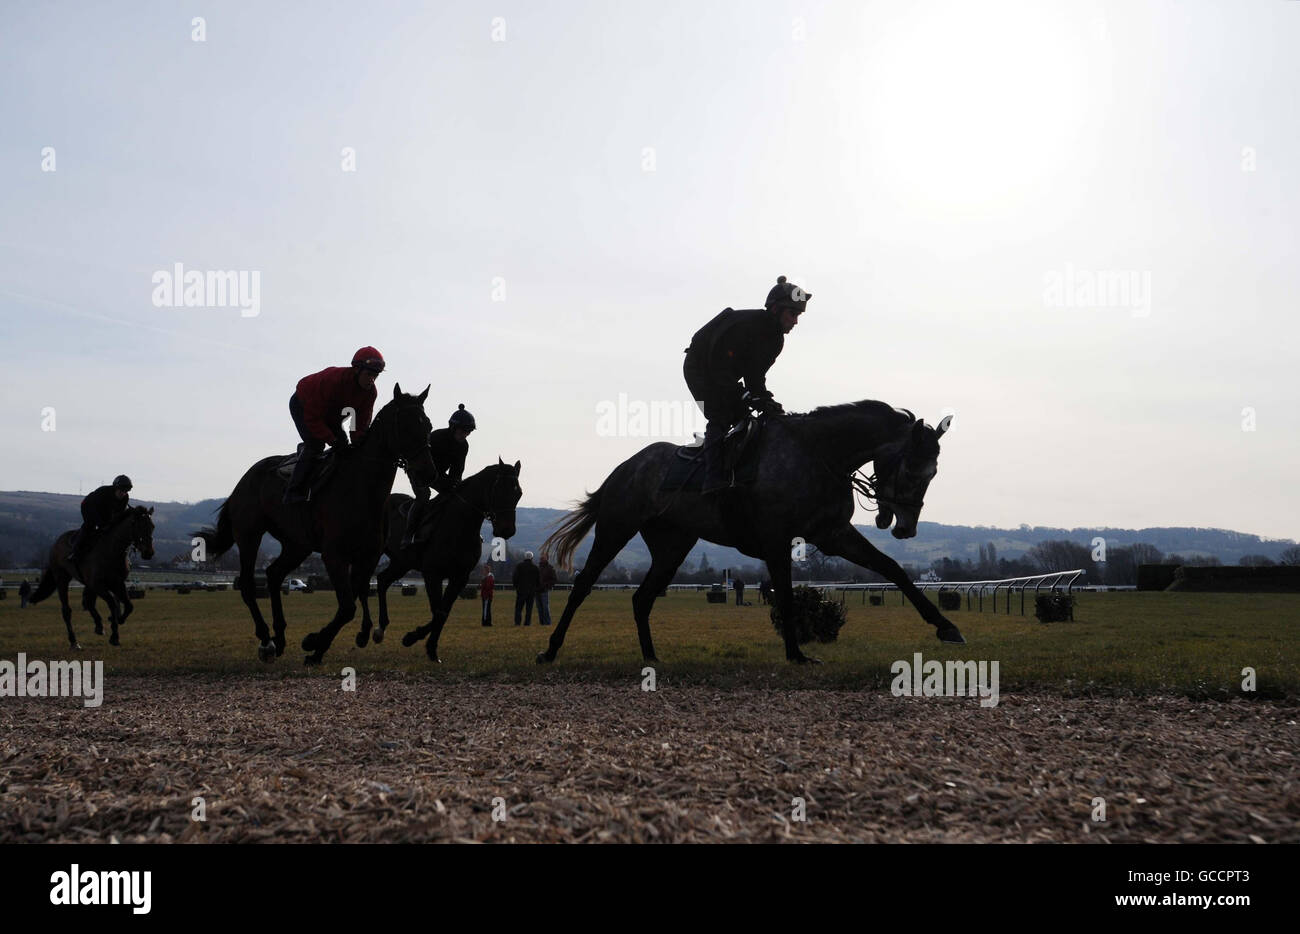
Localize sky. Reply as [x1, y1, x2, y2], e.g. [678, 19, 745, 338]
[1, 0, 1296, 541]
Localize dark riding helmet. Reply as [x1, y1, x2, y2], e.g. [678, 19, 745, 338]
[449, 403, 476, 432]
[113, 475, 133, 491]
[351, 346, 386, 374]
[764, 276, 811, 313]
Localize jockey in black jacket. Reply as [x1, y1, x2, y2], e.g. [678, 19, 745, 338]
[72, 475, 132, 568]
[683, 276, 810, 493]
[403, 404, 475, 546]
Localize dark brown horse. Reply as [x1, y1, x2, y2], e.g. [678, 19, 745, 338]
[539, 401, 959, 665]
[358, 459, 522, 662]
[194, 384, 440, 664]
[29, 506, 156, 648]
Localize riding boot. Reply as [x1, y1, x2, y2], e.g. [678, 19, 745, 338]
[283, 444, 316, 504]
[402, 500, 425, 548]
[701, 420, 731, 494]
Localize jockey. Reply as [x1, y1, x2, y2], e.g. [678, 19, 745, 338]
[283, 347, 385, 504]
[403, 403, 475, 547]
[72, 475, 132, 568]
[683, 276, 810, 493]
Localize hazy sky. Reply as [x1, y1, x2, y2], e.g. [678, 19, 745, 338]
[1, 0, 1296, 540]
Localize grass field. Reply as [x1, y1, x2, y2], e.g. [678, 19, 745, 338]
[2, 588, 1296, 698]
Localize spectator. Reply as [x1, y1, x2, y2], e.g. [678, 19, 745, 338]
[479, 563, 495, 626]
[759, 579, 772, 605]
[512, 551, 540, 626]
[537, 554, 557, 626]
[19, 579, 32, 609]
[734, 576, 746, 606]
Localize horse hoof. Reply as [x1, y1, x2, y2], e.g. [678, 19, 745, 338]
[94, 624, 104, 636]
[789, 654, 822, 665]
[401, 631, 419, 648]
[72, 643, 82, 652]
[274, 633, 286, 655]
[535, 652, 553, 665]
[372, 627, 385, 644]
[301, 632, 318, 651]
[109, 633, 120, 647]
[425, 643, 441, 663]
[303, 654, 322, 667]
[257, 643, 276, 663]
[937, 626, 966, 645]
[356, 630, 370, 648]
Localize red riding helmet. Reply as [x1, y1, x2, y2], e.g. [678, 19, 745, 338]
[351, 346, 385, 374]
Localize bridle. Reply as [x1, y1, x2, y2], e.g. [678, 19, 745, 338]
[364, 400, 432, 472]
[450, 466, 512, 527]
[777, 413, 929, 513]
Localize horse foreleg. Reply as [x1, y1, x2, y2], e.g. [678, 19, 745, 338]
[101, 589, 123, 647]
[422, 568, 472, 664]
[301, 555, 355, 666]
[401, 572, 444, 655]
[58, 579, 80, 650]
[764, 548, 817, 663]
[81, 588, 104, 636]
[631, 527, 699, 662]
[820, 525, 964, 644]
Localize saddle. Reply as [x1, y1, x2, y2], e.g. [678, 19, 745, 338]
[660, 416, 765, 493]
[274, 447, 338, 498]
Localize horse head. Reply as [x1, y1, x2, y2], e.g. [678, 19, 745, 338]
[371, 383, 439, 485]
[873, 415, 951, 539]
[129, 505, 156, 560]
[484, 458, 523, 541]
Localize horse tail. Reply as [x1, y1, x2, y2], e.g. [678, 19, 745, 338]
[542, 485, 603, 573]
[193, 500, 235, 559]
[28, 565, 57, 605]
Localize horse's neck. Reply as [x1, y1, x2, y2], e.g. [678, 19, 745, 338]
[443, 473, 487, 529]
[351, 428, 399, 505]
[100, 517, 134, 554]
[800, 405, 908, 471]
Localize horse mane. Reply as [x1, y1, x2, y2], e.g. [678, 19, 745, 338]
[798, 399, 914, 422]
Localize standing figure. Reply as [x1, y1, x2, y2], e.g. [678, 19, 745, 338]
[513, 551, 539, 626]
[480, 563, 495, 626]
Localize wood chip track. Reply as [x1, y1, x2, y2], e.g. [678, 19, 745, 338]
[2, 677, 1296, 842]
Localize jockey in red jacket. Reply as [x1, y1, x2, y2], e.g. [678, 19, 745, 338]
[283, 347, 385, 503]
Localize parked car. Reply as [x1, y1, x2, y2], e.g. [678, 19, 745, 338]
[284, 578, 311, 593]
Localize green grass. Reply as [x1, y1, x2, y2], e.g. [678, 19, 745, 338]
[1, 589, 1296, 698]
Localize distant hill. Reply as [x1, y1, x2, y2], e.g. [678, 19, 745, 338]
[0, 489, 1294, 571]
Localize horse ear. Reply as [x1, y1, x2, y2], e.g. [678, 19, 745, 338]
[418, 384, 430, 403]
[148, 506, 154, 515]
[513, 460, 521, 475]
[936, 415, 953, 437]
[498, 456, 504, 466]
[912, 419, 927, 442]
[393, 383, 402, 399]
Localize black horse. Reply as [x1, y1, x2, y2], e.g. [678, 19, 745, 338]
[358, 459, 522, 662]
[539, 400, 959, 665]
[30, 506, 156, 648]
[195, 384, 440, 664]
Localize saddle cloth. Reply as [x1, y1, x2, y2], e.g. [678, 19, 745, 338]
[660, 417, 765, 493]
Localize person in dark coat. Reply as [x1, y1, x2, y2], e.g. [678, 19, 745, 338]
[71, 475, 132, 568]
[284, 347, 385, 503]
[479, 563, 495, 626]
[734, 576, 746, 606]
[536, 554, 557, 626]
[683, 276, 810, 493]
[404, 404, 475, 547]
[19, 579, 32, 608]
[512, 551, 540, 626]
[759, 579, 773, 605]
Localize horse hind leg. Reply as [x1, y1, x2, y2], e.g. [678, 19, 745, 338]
[101, 590, 123, 647]
[538, 522, 638, 664]
[630, 525, 698, 662]
[367, 557, 408, 646]
[266, 543, 311, 657]
[236, 532, 276, 661]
